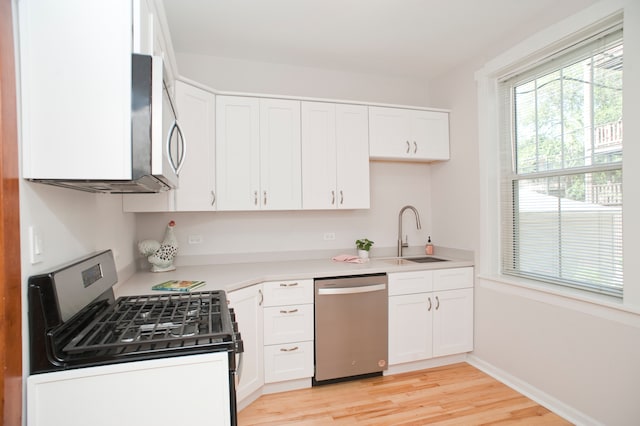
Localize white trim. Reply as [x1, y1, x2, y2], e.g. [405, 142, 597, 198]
[177, 75, 450, 113]
[384, 353, 468, 375]
[478, 274, 640, 327]
[467, 355, 603, 426]
[475, 0, 636, 306]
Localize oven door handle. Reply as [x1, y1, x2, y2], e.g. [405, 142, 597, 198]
[317, 283, 386, 295]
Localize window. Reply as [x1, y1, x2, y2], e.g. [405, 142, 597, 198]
[500, 27, 623, 297]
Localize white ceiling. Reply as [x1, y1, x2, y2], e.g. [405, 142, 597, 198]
[162, 0, 600, 81]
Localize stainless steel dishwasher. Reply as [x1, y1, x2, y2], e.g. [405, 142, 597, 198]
[314, 273, 388, 384]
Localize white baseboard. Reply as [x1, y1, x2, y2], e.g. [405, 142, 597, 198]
[385, 353, 468, 375]
[466, 354, 602, 426]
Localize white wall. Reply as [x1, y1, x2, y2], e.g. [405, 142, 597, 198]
[176, 53, 430, 107]
[428, 0, 640, 424]
[135, 161, 432, 261]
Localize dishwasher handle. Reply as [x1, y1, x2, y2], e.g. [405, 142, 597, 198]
[317, 283, 386, 296]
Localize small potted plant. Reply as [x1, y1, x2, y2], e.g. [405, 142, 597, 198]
[355, 238, 374, 260]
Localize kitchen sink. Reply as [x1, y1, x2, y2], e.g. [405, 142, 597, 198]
[403, 256, 449, 263]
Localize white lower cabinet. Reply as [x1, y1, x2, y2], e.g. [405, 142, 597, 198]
[228, 284, 264, 404]
[264, 341, 314, 383]
[389, 292, 434, 364]
[262, 279, 314, 384]
[27, 353, 230, 426]
[388, 267, 473, 366]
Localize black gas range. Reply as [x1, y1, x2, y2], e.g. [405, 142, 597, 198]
[28, 250, 243, 424]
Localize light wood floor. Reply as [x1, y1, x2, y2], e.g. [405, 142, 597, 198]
[238, 363, 571, 425]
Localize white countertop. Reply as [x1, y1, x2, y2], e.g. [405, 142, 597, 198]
[114, 249, 474, 297]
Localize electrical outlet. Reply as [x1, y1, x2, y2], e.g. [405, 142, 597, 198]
[323, 232, 336, 241]
[188, 235, 203, 244]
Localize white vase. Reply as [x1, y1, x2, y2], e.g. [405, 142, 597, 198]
[358, 249, 369, 260]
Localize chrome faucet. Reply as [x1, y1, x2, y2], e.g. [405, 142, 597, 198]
[397, 205, 422, 257]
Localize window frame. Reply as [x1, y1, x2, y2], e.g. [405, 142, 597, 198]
[498, 26, 624, 298]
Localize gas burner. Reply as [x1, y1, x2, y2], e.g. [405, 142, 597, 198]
[170, 322, 198, 337]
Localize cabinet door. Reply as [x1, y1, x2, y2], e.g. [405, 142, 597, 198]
[432, 288, 474, 357]
[335, 104, 370, 209]
[264, 341, 314, 383]
[301, 101, 337, 209]
[263, 304, 314, 345]
[412, 110, 450, 160]
[19, 1, 131, 180]
[173, 82, 216, 211]
[259, 99, 302, 210]
[262, 279, 314, 307]
[368, 106, 410, 159]
[388, 293, 433, 365]
[27, 353, 230, 426]
[433, 267, 474, 291]
[228, 284, 264, 404]
[216, 96, 261, 210]
[388, 270, 433, 296]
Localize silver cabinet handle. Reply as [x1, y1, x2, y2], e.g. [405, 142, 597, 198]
[318, 283, 386, 295]
[331, 190, 335, 205]
[340, 190, 344, 205]
[435, 295, 440, 310]
[263, 190, 267, 206]
[254, 190, 258, 206]
[406, 140, 410, 153]
[258, 288, 263, 306]
[210, 191, 216, 206]
[279, 282, 299, 287]
[280, 346, 299, 352]
[413, 141, 418, 154]
[279, 309, 299, 314]
[427, 297, 432, 311]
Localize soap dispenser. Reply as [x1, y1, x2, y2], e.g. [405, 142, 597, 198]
[425, 236, 434, 255]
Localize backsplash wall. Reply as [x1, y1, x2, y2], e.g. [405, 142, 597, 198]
[134, 161, 432, 263]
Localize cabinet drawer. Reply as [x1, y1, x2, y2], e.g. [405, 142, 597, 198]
[264, 341, 314, 383]
[263, 304, 314, 345]
[433, 267, 474, 291]
[262, 279, 313, 306]
[388, 270, 433, 296]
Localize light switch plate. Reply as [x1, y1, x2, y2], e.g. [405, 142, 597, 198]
[29, 226, 44, 264]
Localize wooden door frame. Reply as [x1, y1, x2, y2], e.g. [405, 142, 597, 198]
[0, 0, 23, 424]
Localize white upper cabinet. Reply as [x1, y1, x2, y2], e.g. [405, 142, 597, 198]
[19, 0, 132, 180]
[369, 106, 450, 161]
[301, 102, 370, 209]
[173, 82, 216, 210]
[216, 96, 301, 211]
[123, 82, 216, 212]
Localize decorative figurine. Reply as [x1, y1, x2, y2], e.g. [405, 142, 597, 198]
[138, 220, 178, 272]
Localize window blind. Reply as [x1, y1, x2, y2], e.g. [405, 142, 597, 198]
[499, 27, 623, 297]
